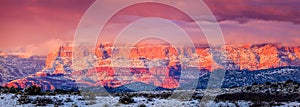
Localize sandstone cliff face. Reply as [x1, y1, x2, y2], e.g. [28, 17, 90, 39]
[45, 45, 72, 74]
[4, 43, 300, 90]
[44, 43, 300, 87]
[224, 44, 300, 70]
[46, 43, 300, 71]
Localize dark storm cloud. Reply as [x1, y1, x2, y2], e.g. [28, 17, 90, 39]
[204, 0, 300, 24]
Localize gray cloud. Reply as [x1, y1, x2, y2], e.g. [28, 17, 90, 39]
[204, 0, 300, 24]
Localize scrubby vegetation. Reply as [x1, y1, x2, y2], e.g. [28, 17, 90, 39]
[119, 95, 134, 104]
[0, 86, 80, 95]
[0, 80, 299, 106]
[0, 86, 83, 106]
[109, 80, 300, 105]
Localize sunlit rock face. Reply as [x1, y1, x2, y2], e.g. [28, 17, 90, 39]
[3, 42, 300, 90]
[79, 43, 299, 71]
[224, 43, 300, 71]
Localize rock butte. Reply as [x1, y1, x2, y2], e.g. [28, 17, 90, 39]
[3, 43, 300, 90]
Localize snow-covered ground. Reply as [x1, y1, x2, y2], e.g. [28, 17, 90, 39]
[0, 93, 299, 107]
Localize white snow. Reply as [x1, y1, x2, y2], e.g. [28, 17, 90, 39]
[0, 93, 299, 107]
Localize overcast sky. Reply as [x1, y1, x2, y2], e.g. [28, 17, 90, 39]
[0, 0, 299, 55]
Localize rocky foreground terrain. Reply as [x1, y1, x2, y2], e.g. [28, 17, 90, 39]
[0, 80, 299, 107]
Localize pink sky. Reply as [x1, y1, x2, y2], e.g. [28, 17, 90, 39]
[0, 0, 299, 55]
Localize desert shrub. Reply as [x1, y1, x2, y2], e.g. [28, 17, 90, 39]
[147, 98, 153, 101]
[17, 95, 31, 105]
[0, 86, 9, 93]
[246, 86, 251, 91]
[65, 97, 73, 102]
[270, 84, 278, 88]
[250, 102, 267, 107]
[285, 79, 294, 84]
[85, 101, 96, 105]
[119, 96, 134, 104]
[296, 96, 300, 102]
[24, 86, 42, 95]
[32, 97, 54, 106]
[53, 87, 80, 95]
[269, 101, 283, 106]
[54, 102, 64, 107]
[138, 104, 147, 107]
[77, 97, 85, 100]
[265, 82, 271, 85]
[8, 87, 17, 93]
[0, 86, 22, 94]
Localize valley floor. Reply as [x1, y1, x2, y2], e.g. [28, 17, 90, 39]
[0, 93, 299, 107]
[1, 80, 299, 107]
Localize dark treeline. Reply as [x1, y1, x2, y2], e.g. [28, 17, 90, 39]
[0, 86, 80, 95]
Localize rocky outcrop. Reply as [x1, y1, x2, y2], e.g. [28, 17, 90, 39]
[224, 44, 300, 70]
[45, 43, 300, 71]
[3, 43, 300, 90]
